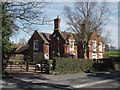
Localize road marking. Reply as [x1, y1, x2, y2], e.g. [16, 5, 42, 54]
[72, 79, 117, 88]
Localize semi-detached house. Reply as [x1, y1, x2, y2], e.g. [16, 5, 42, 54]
[15, 16, 105, 63]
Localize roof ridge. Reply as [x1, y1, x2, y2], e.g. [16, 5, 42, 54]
[38, 32, 50, 44]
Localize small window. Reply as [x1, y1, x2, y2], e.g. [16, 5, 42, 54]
[33, 40, 39, 50]
[92, 40, 96, 51]
[99, 53, 103, 59]
[53, 34, 56, 37]
[69, 40, 74, 51]
[92, 53, 97, 59]
[99, 42, 102, 52]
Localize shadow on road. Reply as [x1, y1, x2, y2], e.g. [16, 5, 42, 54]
[87, 70, 120, 80]
[2, 72, 71, 89]
[3, 78, 71, 89]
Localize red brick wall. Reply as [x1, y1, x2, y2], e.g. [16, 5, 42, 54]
[64, 34, 77, 59]
[88, 31, 105, 59]
[43, 44, 49, 59]
[28, 30, 44, 62]
[43, 44, 49, 55]
[50, 31, 65, 58]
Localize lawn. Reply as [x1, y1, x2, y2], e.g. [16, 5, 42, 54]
[105, 52, 120, 57]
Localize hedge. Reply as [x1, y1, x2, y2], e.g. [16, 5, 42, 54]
[53, 57, 93, 75]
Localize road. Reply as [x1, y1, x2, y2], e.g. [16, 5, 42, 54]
[1, 71, 120, 89]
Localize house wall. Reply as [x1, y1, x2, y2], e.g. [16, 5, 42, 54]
[88, 31, 105, 59]
[43, 44, 49, 59]
[43, 44, 49, 55]
[64, 34, 77, 59]
[50, 31, 65, 58]
[28, 30, 44, 63]
[77, 45, 84, 58]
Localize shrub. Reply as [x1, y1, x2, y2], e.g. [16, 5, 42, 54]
[24, 56, 31, 61]
[54, 57, 93, 75]
[104, 52, 110, 58]
[47, 59, 53, 71]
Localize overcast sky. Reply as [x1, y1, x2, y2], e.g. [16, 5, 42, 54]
[10, 2, 118, 49]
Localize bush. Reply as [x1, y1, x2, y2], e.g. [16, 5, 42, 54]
[24, 56, 31, 61]
[54, 57, 93, 75]
[104, 52, 110, 58]
[47, 59, 53, 71]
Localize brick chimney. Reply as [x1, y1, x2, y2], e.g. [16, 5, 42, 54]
[54, 15, 61, 31]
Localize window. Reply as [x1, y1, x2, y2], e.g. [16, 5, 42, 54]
[92, 40, 96, 51]
[92, 53, 97, 59]
[99, 42, 102, 52]
[33, 40, 39, 50]
[53, 34, 56, 37]
[69, 40, 74, 51]
[99, 53, 103, 59]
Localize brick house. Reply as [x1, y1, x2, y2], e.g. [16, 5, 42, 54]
[27, 16, 78, 63]
[88, 30, 105, 59]
[15, 16, 105, 63]
[50, 16, 77, 59]
[28, 31, 51, 63]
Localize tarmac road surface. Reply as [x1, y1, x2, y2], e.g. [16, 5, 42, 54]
[1, 70, 120, 89]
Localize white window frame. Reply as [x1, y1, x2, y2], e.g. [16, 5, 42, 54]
[53, 34, 56, 37]
[92, 53, 97, 59]
[99, 53, 103, 59]
[92, 40, 96, 51]
[99, 42, 102, 52]
[33, 40, 39, 50]
[69, 39, 75, 51]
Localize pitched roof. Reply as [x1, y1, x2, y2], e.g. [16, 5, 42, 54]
[61, 31, 79, 40]
[60, 31, 72, 40]
[12, 44, 23, 48]
[60, 31, 77, 44]
[14, 45, 28, 54]
[38, 32, 51, 44]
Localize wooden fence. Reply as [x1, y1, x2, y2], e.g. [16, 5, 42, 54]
[4, 60, 36, 72]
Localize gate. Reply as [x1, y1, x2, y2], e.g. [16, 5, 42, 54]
[4, 60, 26, 72]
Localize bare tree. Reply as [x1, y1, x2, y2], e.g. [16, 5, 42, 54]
[63, 2, 110, 58]
[18, 37, 27, 45]
[3, 1, 51, 35]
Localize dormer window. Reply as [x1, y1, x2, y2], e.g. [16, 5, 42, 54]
[69, 39, 75, 51]
[92, 40, 96, 51]
[33, 40, 39, 50]
[99, 42, 102, 52]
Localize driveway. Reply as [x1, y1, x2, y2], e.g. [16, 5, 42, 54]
[1, 71, 120, 89]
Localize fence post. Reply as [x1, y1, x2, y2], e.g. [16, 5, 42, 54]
[10, 62, 12, 71]
[21, 61, 22, 71]
[26, 60, 29, 72]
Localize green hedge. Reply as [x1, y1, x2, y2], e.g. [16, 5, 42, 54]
[54, 57, 93, 75]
